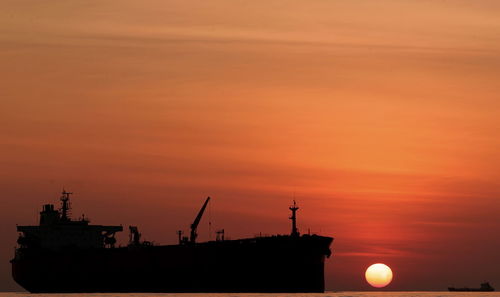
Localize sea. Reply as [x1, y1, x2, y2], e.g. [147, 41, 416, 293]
[1, 293, 499, 297]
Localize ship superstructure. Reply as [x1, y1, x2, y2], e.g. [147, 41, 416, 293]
[12, 191, 333, 293]
[16, 191, 122, 250]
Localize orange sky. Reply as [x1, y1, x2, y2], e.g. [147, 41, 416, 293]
[1, 0, 500, 291]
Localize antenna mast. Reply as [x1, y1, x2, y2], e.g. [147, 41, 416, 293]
[289, 200, 299, 237]
[60, 189, 73, 221]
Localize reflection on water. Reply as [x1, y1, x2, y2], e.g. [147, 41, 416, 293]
[2, 293, 500, 297]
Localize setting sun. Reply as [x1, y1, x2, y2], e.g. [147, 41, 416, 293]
[365, 263, 393, 288]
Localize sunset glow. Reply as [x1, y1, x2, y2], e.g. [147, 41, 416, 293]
[2, 0, 500, 292]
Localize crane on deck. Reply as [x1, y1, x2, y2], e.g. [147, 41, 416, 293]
[190, 196, 210, 243]
[177, 196, 211, 244]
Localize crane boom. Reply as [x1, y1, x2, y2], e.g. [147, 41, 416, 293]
[190, 196, 210, 243]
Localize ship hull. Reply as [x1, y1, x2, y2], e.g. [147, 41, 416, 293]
[12, 235, 333, 293]
[448, 288, 494, 292]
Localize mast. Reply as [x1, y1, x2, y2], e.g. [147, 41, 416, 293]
[60, 190, 73, 221]
[177, 230, 183, 245]
[190, 197, 210, 243]
[289, 200, 299, 237]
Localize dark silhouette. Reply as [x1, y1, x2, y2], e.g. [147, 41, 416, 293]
[289, 200, 299, 237]
[11, 191, 333, 293]
[449, 282, 495, 292]
[190, 196, 210, 243]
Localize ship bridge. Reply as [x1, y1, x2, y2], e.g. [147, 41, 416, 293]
[16, 191, 122, 250]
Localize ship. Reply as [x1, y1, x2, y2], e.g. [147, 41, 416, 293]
[11, 190, 333, 293]
[448, 282, 495, 292]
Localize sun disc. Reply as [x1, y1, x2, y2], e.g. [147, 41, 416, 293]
[365, 263, 393, 288]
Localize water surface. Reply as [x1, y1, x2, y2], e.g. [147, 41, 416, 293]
[2, 293, 499, 297]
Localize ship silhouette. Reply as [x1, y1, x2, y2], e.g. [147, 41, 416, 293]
[11, 191, 333, 293]
[448, 282, 494, 292]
